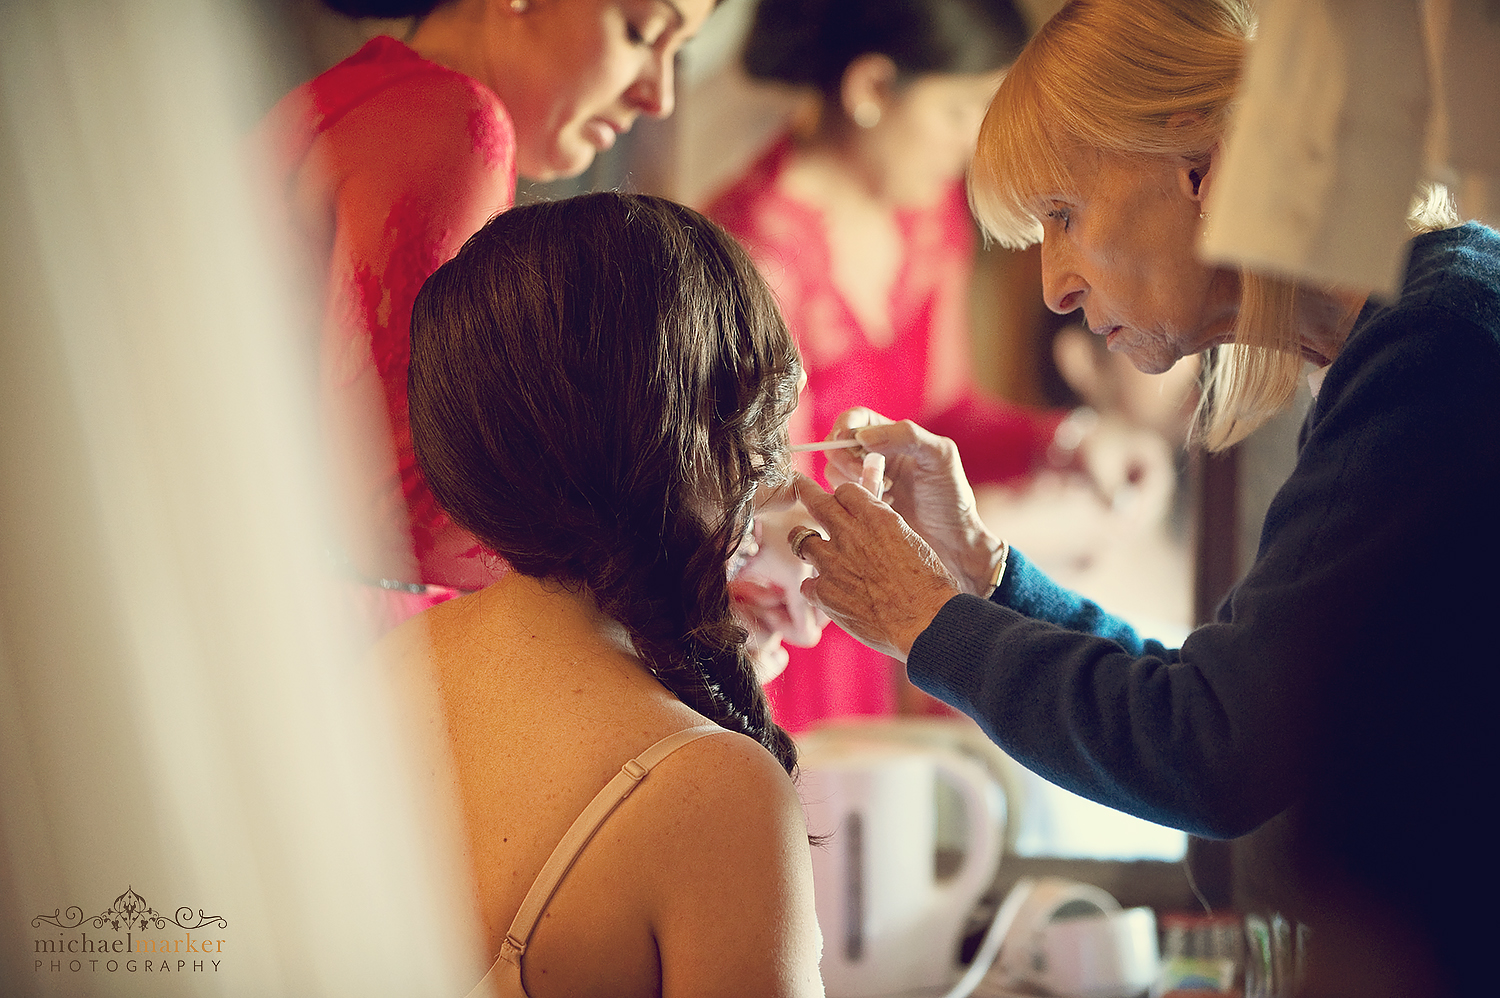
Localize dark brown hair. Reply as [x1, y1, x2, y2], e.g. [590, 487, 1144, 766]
[319, 0, 442, 16]
[409, 192, 802, 773]
[743, 0, 1028, 93]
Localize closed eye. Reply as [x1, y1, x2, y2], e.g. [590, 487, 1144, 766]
[1045, 206, 1072, 232]
[627, 0, 683, 48]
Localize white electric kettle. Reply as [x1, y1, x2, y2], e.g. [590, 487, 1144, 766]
[797, 734, 1006, 998]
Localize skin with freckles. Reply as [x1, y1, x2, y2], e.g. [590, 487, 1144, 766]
[1038, 144, 1239, 374]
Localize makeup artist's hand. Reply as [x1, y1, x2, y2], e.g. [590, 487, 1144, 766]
[790, 473, 960, 662]
[819, 409, 1007, 596]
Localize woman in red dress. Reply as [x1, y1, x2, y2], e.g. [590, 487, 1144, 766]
[707, 0, 1070, 730]
[258, 0, 712, 632]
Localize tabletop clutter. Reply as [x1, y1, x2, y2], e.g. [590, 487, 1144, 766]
[798, 720, 1299, 998]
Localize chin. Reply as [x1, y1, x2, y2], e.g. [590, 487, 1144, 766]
[1119, 344, 1182, 376]
[1130, 356, 1178, 376]
[517, 146, 597, 184]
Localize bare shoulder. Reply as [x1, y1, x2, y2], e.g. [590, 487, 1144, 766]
[630, 729, 824, 997]
[649, 728, 803, 825]
[375, 592, 481, 673]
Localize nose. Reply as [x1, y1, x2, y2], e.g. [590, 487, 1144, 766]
[626, 49, 675, 119]
[1041, 235, 1087, 315]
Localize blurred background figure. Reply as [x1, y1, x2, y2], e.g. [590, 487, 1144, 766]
[706, 0, 1176, 730]
[255, 0, 713, 634]
[976, 323, 1199, 639]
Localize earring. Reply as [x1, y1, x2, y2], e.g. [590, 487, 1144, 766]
[509, 0, 529, 11]
[1199, 210, 1207, 220]
[852, 102, 882, 129]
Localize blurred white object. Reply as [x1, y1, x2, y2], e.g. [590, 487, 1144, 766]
[979, 877, 1159, 998]
[1202, 0, 1427, 298]
[1203, 0, 1500, 297]
[797, 733, 1005, 998]
[0, 3, 481, 995]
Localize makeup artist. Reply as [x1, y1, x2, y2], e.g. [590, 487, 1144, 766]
[790, 2, 1500, 996]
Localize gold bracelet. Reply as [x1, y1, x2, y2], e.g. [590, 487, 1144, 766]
[982, 539, 1010, 599]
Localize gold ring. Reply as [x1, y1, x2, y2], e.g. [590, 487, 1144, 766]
[789, 526, 821, 561]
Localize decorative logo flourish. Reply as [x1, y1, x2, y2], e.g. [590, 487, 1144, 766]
[32, 886, 227, 933]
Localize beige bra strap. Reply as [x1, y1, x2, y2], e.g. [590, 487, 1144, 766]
[497, 724, 726, 967]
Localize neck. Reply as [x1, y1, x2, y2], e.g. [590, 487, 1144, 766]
[479, 571, 639, 663]
[1298, 286, 1369, 367]
[785, 102, 908, 208]
[406, 1, 495, 85]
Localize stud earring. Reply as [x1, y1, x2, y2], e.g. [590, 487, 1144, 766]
[509, 0, 529, 11]
[1199, 210, 1208, 220]
[852, 102, 882, 129]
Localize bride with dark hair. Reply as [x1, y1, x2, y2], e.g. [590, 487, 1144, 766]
[386, 191, 825, 997]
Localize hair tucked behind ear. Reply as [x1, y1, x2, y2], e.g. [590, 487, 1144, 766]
[409, 192, 803, 774]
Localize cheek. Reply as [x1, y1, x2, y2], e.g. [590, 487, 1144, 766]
[577, 44, 643, 110]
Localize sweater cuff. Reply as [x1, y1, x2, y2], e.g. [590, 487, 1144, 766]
[907, 592, 1023, 715]
[993, 547, 1073, 618]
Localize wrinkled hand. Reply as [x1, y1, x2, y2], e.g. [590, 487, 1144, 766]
[791, 474, 961, 662]
[820, 408, 1006, 596]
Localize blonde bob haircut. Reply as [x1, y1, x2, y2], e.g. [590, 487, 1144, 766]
[970, 0, 1281, 450]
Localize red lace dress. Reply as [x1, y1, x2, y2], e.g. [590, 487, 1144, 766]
[259, 36, 516, 631]
[707, 137, 1064, 731]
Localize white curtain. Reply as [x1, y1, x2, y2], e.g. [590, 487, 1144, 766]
[0, 2, 481, 995]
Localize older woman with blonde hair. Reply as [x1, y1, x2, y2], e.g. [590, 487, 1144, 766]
[788, 2, 1499, 995]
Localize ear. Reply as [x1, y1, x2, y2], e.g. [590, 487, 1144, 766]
[839, 53, 899, 126]
[1177, 142, 1220, 213]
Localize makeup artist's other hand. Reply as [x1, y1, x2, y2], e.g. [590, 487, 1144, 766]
[791, 474, 959, 662]
[820, 409, 1006, 596]
[731, 502, 830, 684]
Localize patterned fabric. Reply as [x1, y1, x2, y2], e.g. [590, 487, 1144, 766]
[259, 36, 516, 620]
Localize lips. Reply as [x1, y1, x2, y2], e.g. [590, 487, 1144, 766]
[582, 118, 622, 151]
[1089, 322, 1123, 348]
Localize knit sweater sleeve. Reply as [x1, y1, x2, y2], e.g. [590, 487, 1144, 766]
[908, 225, 1500, 840]
[904, 552, 1271, 837]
